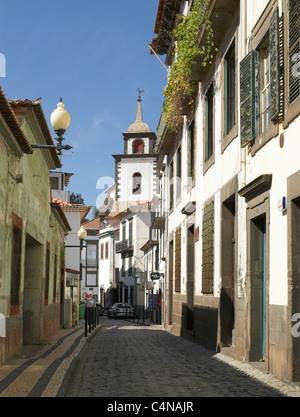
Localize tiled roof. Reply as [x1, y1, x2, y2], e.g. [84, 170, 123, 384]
[9, 98, 62, 169]
[51, 197, 91, 222]
[150, 0, 181, 56]
[82, 217, 100, 230]
[0, 87, 33, 154]
[51, 197, 72, 207]
[50, 201, 72, 232]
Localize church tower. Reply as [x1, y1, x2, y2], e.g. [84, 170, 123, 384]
[113, 93, 158, 203]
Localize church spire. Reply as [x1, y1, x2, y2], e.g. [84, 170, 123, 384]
[127, 89, 151, 133]
[136, 93, 143, 123]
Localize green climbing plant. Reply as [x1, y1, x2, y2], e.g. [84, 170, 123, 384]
[163, 0, 217, 130]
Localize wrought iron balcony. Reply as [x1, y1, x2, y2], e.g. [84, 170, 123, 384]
[115, 239, 134, 253]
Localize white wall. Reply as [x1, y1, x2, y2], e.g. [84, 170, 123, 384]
[118, 158, 157, 202]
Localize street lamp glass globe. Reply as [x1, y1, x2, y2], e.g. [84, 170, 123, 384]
[50, 100, 71, 131]
[78, 226, 87, 240]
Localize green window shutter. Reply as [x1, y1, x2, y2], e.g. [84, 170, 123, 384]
[202, 201, 214, 294]
[289, 0, 300, 104]
[204, 95, 209, 161]
[270, 7, 281, 121]
[240, 50, 255, 147]
[253, 49, 260, 138]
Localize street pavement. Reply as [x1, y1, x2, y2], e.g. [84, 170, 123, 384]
[0, 316, 300, 398]
[66, 317, 300, 398]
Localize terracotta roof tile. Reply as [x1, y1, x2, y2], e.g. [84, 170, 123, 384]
[0, 87, 33, 154]
[9, 98, 62, 168]
[51, 197, 72, 206]
[82, 217, 100, 230]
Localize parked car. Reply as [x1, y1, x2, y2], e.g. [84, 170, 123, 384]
[96, 303, 104, 316]
[107, 303, 134, 319]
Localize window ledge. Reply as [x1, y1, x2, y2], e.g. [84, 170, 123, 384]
[283, 97, 300, 129]
[251, 123, 279, 156]
[203, 153, 215, 175]
[221, 123, 238, 153]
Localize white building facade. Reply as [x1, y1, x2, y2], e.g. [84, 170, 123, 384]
[106, 95, 160, 312]
[151, 0, 300, 382]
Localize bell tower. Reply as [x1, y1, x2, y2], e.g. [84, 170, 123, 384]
[113, 92, 158, 203]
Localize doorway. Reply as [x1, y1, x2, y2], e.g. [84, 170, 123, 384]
[250, 215, 267, 361]
[186, 225, 195, 332]
[168, 240, 174, 325]
[23, 234, 43, 345]
[291, 198, 300, 378]
[220, 196, 236, 347]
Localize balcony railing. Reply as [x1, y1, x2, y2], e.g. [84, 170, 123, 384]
[81, 258, 98, 267]
[116, 239, 134, 253]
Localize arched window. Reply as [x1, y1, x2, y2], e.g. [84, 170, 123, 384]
[133, 139, 144, 154]
[132, 173, 142, 195]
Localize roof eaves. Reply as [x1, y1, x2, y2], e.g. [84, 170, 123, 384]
[51, 202, 72, 232]
[0, 87, 33, 154]
[9, 98, 62, 168]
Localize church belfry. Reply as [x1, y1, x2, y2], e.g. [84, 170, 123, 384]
[112, 92, 158, 202]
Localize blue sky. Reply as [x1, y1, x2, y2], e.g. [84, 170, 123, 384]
[0, 0, 167, 215]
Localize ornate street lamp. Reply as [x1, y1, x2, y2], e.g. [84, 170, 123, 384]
[65, 226, 87, 281]
[50, 99, 72, 155]
[78, 226, 87, 250]
[31, 98, 72, 155]
[78, 226, 87, 282]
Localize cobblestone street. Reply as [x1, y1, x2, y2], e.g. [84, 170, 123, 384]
[1, 317, 300, 398]
[65, 317, 300, 398]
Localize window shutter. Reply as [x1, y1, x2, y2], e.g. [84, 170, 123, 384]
[240, 51, 255, 147]
[202, 201, 214, 294]
[174, 228, 181, 293]
[289, 0, 300, 103]
[253, 49, 260, 138]
[204, 95, 209, 160]
[270, 7, 281, 121]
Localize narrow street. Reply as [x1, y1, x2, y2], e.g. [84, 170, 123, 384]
[1, 317, 300, 399]
[65, 318, 300, 398]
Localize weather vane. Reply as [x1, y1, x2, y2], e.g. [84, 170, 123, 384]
[138, 88, 144, 97]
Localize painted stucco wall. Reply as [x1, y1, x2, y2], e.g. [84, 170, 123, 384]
[0, 111, 65, 363]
